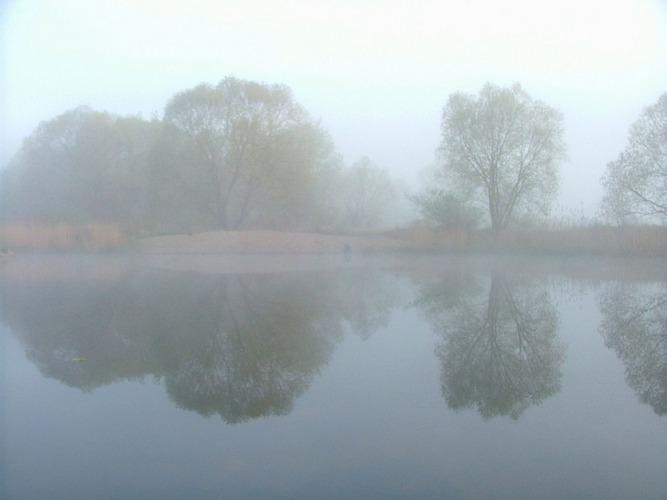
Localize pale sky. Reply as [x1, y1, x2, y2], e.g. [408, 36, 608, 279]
[2, 0, 667, 217]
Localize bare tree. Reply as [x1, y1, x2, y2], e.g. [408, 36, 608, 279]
[601, 92, 667, 224]
[339, 156, 396, 230]
[438, 83, 566, 234]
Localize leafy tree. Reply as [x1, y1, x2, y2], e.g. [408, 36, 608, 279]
[601, 93, 667, 224]
[1, 78, 342, 233]
[438, 83, 566, 234]
[1, 107, 160, 225]
[408, 188, 482, 230]
[161, 77, 338, 230]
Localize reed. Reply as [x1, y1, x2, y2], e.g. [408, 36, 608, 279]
[0, 223, 127, 251]
[388, 223, 667, 256]
[388, 224, 471, 252]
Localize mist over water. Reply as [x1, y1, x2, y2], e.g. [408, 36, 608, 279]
[2, 3, 667, 497]
[1, 254, 666, 498]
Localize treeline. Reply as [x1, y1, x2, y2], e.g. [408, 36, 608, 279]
[0, 77, 399, 234]
[412, 85, 667, 232]
[2, 78, 666, 245]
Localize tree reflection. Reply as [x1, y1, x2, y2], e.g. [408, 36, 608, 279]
[0, 261, 396, 423]
[414, 273, 563, 419]
[599, 285, 667, 415]
[161, 275, 343, 422]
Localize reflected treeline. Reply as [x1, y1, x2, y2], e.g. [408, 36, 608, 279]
[599, 285, 667, 415]
[413, 272, 564, 419]
[0, 262, 396, 423]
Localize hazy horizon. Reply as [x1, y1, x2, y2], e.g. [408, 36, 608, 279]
[2, 0, 667, 218]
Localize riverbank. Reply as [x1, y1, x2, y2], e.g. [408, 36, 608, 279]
[2, 223, 667, 257]
[135, 230, 404, 254]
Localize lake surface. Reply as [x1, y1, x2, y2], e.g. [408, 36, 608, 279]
[1, 254, 666, 499]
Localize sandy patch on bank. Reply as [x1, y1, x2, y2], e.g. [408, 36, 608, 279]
[135, 230, 404, 254]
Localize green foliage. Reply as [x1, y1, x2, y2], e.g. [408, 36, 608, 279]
[0, 77, 346, 233]
[408, 188, 482, 230]
[1, 107, 161, 226]
[160, 77, 339, 230]
[438, 83, 566, 233]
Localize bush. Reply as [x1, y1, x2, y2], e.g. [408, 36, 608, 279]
[408, 189, 482, 230]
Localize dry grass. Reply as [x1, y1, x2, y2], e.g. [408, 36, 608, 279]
[0, 223, 127, 251]
[388, 225, 472, 252]
[486, 225, 667, 256]
[388, 223, 667, 256]
[135, 230, 404, 254]
[3, 221, 667, 257]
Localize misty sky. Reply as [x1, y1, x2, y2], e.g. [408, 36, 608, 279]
[2, 0, 667, 217]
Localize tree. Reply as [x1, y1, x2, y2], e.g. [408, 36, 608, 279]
[408, 188, 482, 230]
[161, 76, 338, 230]
[438, 83, 566, 234]
[601, 93, 667, 224]
[339, 156, 396, 230]
[1, 107, 160, 225]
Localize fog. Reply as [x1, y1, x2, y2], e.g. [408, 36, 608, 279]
[2, 254, 667, 498]
[2, 0, 667, 217]
[3, 5, 667, 495]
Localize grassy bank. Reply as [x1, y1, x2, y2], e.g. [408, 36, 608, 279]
[2, 222, 667, 257]
[389, 224, 667, 257]
[0, 223, 128, 252]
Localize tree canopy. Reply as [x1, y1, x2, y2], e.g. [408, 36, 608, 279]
[408, 188, 482, 230]
[601, 92, 667, 224]
[1, 107, 161, 225]
[160, 77, 339, 230]
[438, 83, 566, 233]
[0, 76, 405, 234]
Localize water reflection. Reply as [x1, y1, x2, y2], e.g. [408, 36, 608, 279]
[599, 284, 667, 415]
[3, 256, 667, 499]
[0, 259, 397, 422]
[414, 272, 564, 419]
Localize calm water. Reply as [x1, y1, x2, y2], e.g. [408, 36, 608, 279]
[1, 254, 666, 499]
